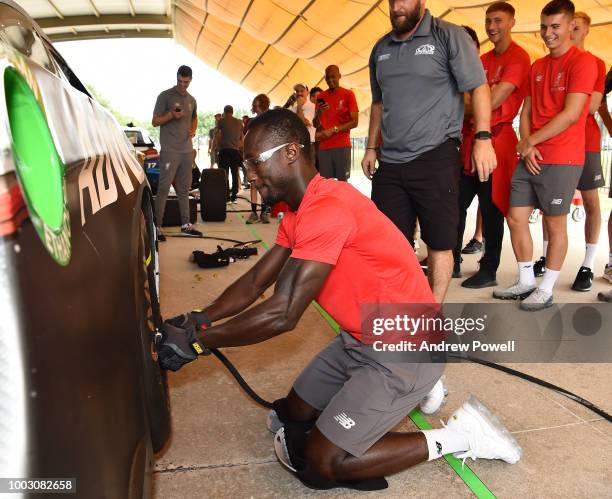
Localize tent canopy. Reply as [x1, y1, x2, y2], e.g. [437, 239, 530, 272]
[20, 0, 612, 130]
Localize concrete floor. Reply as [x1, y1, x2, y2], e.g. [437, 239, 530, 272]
[152, 187, 612, 499]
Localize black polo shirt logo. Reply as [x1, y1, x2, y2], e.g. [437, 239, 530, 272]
[378, 53, 391, 62]
[415, 44, 435, 55]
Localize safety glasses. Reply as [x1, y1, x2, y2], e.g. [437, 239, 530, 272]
[243, 142, 303, 169]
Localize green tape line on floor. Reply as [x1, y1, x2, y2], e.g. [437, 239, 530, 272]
[235, 212, 496, 499]
[408, 411, 496, 499]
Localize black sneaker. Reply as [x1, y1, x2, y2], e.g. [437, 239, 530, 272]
[571, 266, 593, 292]
[461, 238, 483, 254]
[533, 256, 546, 277]
[157, 227, 166, 242]
[181, 224, 203, 237]
[461, 270, 497, 289]
[453, 258, 462, 278]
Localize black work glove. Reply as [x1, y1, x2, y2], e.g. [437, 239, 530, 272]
[166, 310, 212, 331]
[157, 322, 210, 372]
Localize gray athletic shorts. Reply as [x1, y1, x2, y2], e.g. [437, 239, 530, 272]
[318, 147, 351, 181]
[293, 331, 444, 457]
[510, 161, 582, 216]
[577, 152, 605, 191]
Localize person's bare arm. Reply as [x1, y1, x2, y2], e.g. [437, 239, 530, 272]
[589, 91, 603, 115]
[338, 111, 359, 132]
[361, 101, 382, 179]
[204, 245, 292, 321]
[190, 116, 197, 138]
[210, 128, 221, 153]
[490, 82, 517, 111]
[152, 109, 180, 127]
[296, 103, 313, 128]
[470, 83, 497, 181]
[200, 256, 333, 348]
[599, 98, 612, 136]
[519, 95, 532, 140]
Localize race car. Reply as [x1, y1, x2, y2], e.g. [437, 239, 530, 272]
[123, 125, 160, 193]
[0, 1, 170, 497]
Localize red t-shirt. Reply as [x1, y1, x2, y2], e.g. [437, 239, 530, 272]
[275, 175, 434, 340]
[585, 53, 606, 152]
[316, 87, 358, 150]
[481, 41, 531, 127]
[527, 45, 597, 165]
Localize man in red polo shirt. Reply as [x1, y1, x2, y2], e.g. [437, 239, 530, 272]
[156, 109, 521, 488]
[494, 0, 597, 311]
[532, 11, 606, 292]
[313, 65, 359, 181]
[455, 2, 531, 289]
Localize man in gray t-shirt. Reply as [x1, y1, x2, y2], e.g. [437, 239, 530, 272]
[212, 105, 244, 203]
[361, 3, 497, 303]
[152, 65, 200, 239]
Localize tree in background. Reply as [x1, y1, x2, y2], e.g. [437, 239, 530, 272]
[86, 85, 159, 142]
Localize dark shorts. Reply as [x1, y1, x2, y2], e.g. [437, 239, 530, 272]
[577, 151, 605, 191]
[218, 148, 242, 169]
[293, 332, 444, 457]
[371, 139, 461, 251]
[318, 147, 351, 181]
[510, 161, 583, 216]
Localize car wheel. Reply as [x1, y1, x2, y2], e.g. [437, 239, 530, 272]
[137, 193, 171, 452]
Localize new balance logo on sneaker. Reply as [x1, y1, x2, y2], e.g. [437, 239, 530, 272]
[436, 441, 443, 456]
[334, 413, 356, 429]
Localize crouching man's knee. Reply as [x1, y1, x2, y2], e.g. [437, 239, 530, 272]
[303, 428, 348, 482]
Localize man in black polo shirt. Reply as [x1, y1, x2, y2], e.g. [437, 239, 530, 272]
[362, 0, 497, 302]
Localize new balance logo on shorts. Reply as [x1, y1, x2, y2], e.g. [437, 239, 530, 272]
[334, 413, 356, 429]
[551, 199, 563, 205]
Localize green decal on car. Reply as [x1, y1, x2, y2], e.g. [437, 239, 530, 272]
[4, 66, 71, 265]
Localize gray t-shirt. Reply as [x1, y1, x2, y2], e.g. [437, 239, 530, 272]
[153, 87, 197, 153]
[369, 10, 486, 164]
[217, 116, 243, 151]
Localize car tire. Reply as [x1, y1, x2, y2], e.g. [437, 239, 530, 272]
[137, 193, 171, 453]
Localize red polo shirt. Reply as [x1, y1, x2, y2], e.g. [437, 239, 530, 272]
[275, 175, 434, 340]
[528, 45, 597, 165]
[481, 41, 531, 126]
[316, 87, 358, 150]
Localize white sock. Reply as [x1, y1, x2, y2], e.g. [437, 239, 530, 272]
[539, 269, 560, 293]
[543, 240, 549, 258]
[582, 244, 597, 269]
[608, 252, 612, 267]
[518, 261, 536, 286]
[422, 429, 469, 461]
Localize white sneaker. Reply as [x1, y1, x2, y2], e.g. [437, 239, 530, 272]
[604, 264, 612, 284]
[273, 427, 296, 472]
[419, 376, 448, 415]
[493, 282, 536, 300]
[520, 287, 553, 311]
[267, 409, 283, 433]
[444, 396, 522, 465]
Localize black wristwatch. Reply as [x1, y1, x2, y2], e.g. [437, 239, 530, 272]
[474, 131, 492, 140]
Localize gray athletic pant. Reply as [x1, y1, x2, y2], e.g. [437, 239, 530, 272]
[318, 147, 351, 181]
[155, 150, 193, 226]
